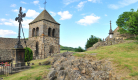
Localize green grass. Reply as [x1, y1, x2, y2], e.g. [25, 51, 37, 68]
[1, 40, 138, 80]
[72, 40, 138, 79]
[1, 57, 52, 80]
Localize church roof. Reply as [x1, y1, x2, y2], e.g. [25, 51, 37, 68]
[29, 9, 60, 25]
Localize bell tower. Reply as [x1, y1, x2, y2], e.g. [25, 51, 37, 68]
[28, 9, 60, 59]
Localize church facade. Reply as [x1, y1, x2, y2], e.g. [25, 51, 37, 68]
[0, 9, 60, 61]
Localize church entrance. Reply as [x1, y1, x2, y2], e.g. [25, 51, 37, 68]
[36, 42, 39, 59]
[49, 45, 54, 56]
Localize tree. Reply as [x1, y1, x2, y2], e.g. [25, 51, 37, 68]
[116, 9, 134, 35]
[75, 46, 85, 52]
[125, 10, 138, 38]
[24, 47, 33, 62]
[85, 35, 102, 50]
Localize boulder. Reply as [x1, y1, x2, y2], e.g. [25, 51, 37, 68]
[46, 52, 120, 80]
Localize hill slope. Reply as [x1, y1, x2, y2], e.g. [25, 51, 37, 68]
[82, 40, 138, 80]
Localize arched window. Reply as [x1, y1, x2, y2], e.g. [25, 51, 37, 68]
[32, 28, 35, 37]
[52, 29, 55, 37]
[36, 27, 39, 36]
[48, 28, 51, 36]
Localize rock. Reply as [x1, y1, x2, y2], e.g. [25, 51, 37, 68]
[81, 69, 85, 74]
[39, 62, 41, 65]
[45, 52, 120, 80]
[47, 69, 58, 80]
[31, 63, 34, 65]
[43, 61, 50, 65]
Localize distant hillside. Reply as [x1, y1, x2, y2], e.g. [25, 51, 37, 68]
[60, 45, 77, 51]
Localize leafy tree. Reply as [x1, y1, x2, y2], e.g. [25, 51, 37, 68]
[125, 10, 138, 38]
[116, 9, 135, 35]
[75, 46, 85, 52]
[24, 47, 33, 62]
[85, 35, 102, 50]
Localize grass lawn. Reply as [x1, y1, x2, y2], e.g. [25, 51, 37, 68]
[73, 40, 138, 80]
[0, 56, 53, 80]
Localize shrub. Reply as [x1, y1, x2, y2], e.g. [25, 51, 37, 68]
[75, 46, 85, 52]
[24, 47, 33, 62]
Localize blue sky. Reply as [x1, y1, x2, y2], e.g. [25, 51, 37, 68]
[0, 0, 138, 49]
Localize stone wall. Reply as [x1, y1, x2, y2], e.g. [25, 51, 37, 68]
[0, 49, 12, 61]
[0, 38, 36, 61]
[87, 38, 137, 51]
[28, 20, 60, 60]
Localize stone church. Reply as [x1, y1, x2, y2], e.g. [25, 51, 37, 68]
[105, 26, 134, 40]
[0, 9, 60, 62]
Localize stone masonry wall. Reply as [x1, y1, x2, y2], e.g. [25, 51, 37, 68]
[87, 38, 137, 51]
[43, 37, 59, 57]
[28, 20, 60, 60]
[0, 38, 36, 61]
[0, 49, 12, 61]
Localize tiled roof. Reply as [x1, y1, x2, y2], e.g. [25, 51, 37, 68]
[29, 9, 60, 25]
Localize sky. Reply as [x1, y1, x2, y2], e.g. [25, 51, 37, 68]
[0, 0, 138, 49]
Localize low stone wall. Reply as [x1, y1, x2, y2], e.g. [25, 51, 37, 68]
[87, 38, 137, 51]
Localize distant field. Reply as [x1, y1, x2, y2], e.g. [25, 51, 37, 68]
[59, 50, 75, 53]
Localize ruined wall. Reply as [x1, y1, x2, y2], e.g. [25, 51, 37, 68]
[87, 38, 137, 51]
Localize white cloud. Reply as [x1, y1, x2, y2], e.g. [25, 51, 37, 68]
[10, 4, 16, 7]
[76, 14, 100, 26]
[21, 1, 27, 4]
[108, 4, 119, 9]
[105, 14, 107, 16]
[63, 0, 80, 5]
[0, 29, 17, 37]
[12, 9, 18, 12]
[88, 0, 101, 3]
[4, 22, 13, 26]
[5, 14, 9, 16]
[108, 0, 138, 9]
[0, 23, 2, 25]
[0, 18, 33, 29]
[57, 11, 72, 20]
[77, 1, 87, 11]
[0, 18, 6, 21]
[26, 9, 39, 18]
[50, 11, 56, 16]
[33, 0, 39, 5]
[22, 7, 26, 11]
[21, 19, 34, 28]
[39, 6, 44, 10]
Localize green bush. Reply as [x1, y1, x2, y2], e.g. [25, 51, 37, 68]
[85, 35, 102, 50]
[75, 46, 85, 52]
[24, 47, 33, 62]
